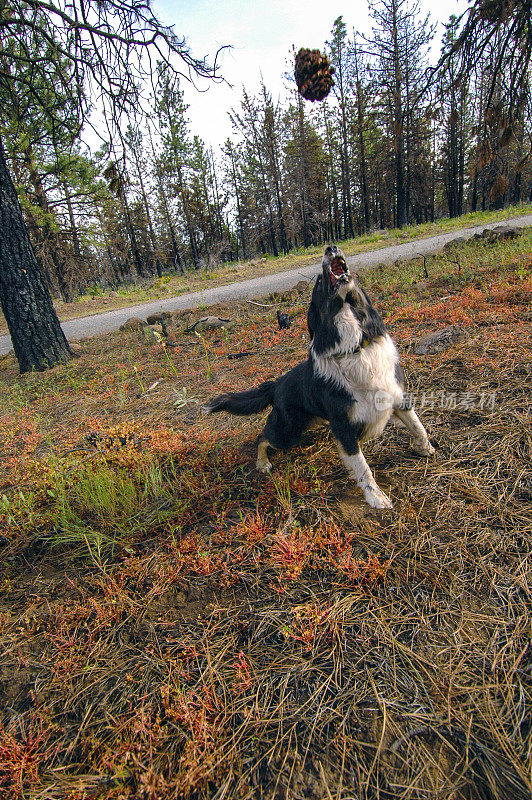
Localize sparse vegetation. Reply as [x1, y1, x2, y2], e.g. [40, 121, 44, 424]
[1, 234, 530, 798]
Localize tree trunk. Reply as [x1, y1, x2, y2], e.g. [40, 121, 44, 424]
[228, 146, 247, 260]
[0, 135, 71, 372]
[392, 3, 407, 228]
[121, 189, 144, 277]
[296, 96, 312, 248]
[209, 148, 225, 242]
[62, 179, 83, 265]
[131, 144, 163, 277]
[172, 151, 200, 267]
[354, 74, 370, 233]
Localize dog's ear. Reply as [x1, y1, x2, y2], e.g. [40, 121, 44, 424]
[307, 276, 322, 340]
[307, 301, 318, 340]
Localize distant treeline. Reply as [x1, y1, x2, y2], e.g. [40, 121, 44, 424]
[3, 3, 531, 301]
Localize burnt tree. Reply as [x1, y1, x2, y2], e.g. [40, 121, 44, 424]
[0, 0, 219, 372]
[0, 137, 71, 371]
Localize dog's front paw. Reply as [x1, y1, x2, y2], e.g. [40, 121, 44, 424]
[364, 486, 393, 510]
[256, 458, 272, 474]
[413, 440, 435, 457]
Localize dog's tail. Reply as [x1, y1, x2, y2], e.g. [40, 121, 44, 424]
[205, 380, 276, 416]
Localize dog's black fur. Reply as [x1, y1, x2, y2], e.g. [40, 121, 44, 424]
[209, 246, 384, 452]
[206, 245, 433, 508]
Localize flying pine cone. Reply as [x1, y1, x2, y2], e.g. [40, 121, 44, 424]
[295, 48, 335, 102]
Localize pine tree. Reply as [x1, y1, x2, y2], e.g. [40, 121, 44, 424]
[154, 67, 201, 268]
[125, 125, 163, 277]
[438, 17, 468, 218]
[0, 0, 216, 371]
[327, 17, 355, 238]
[230, 90, 280, 256]
[365, 0, 434, 227]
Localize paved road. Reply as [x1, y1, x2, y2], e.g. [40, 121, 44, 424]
[1, 214, 531, 356]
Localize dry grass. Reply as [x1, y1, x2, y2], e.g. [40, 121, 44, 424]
[0, 232, 531, 799]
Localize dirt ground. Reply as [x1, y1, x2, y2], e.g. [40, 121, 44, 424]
[0, 233, 531, 799]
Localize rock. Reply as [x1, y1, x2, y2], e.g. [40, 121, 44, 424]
[294, 280, 309, 293]
[270, 288, 298, 302]
[281, 289, 299, 302]
[142, 324, 163, 343]
[413, 325, 464, 355]
[69, 342, 84, 356]
[146, 311, 172, 325]
[489, 224, 523, 241]
[189, 316, 230, 332]
[119, 317, 145, 331]
[475, 225, 523, 244]
[443, 236, 467, 252]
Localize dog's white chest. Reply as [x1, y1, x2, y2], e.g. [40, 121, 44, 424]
[315, 333, 404, 441]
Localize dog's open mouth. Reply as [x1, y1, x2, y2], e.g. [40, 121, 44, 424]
[329, 254, 350, 288]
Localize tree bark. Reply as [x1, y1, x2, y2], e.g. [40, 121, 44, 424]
[0, 134, 72, 372]
[392, 1, 407, 227]
[353, 49, 370, 234]
[227, 144, 247, 260]
[130, 143, 163, 277]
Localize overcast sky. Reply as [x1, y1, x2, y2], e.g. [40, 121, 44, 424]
[152, 0, 469, 152]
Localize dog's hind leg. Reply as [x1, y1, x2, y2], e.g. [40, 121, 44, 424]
[257, 405, 311, 474]
[393, 408, 435, 456]
[256, 436, 274, 473]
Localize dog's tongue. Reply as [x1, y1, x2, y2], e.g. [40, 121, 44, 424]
[329, 254, 349, 287]
[331, 254, 348, 277]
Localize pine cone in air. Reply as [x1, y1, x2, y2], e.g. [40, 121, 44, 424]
[295, 48, 335, 102]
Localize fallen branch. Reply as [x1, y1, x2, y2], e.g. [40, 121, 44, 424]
[417, 253, 429, 278]
[245, 300, 275, 308]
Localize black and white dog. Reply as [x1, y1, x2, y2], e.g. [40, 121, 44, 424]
[206, 245, 434, 509]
